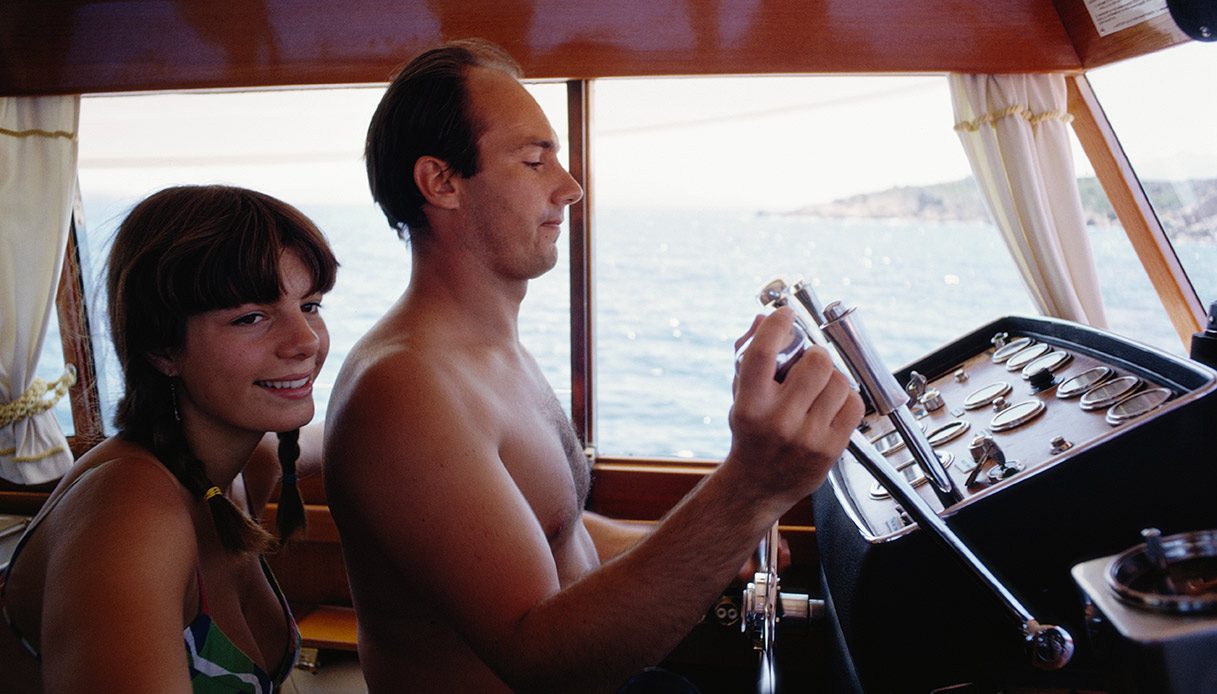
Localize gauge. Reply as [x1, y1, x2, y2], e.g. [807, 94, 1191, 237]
[868, 453, 955, 500]
[989, 400, 1046, 431]
[1057, 366, 1114, 399]
[1079, 375, 1143, 411]
[1105, 387, 1172, 425]
[1005, 343, 1053, 372]
[1021, 350, 1072, 380]
[963, 382, 1012, 410]
[992, 337, 1034, 363]
[927, 420, 971, 446]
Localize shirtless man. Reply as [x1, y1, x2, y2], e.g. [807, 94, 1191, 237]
[323, 39, 863, 693]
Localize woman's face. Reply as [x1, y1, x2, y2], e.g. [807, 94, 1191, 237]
[167, 251, 330, 444]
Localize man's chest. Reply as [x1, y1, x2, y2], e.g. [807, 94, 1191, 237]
[493, 385, 590, 543]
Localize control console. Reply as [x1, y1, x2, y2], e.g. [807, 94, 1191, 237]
[814, 315, 1217, 693]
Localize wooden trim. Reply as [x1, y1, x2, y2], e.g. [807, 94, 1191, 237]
[262, 503, 341, 544]
[588, 459, 820, 566]
[57, 201, 106, 456]
[0, 490, 52, 516]
[588, 459, 816, 527]
[1066, 74, 1204, 346]
[567, 79, 595, 448]
[1052, 0, 1191, 70]
[1, 0, 1085, 96]
[294, 605, 358, 652]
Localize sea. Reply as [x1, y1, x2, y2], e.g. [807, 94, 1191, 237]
[39, 202, 1217, 460]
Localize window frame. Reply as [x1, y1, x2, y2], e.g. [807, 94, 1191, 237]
[47, 75, 1204, 524]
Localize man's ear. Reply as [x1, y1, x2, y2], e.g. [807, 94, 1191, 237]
[145, 350, 179, 378]
[413, 156, 459, 211]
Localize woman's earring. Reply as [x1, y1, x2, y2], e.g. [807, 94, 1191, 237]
[171, 381, 181, 422]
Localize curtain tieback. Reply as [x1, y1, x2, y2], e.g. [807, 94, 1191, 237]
[0, 364, 77, 427]
[954, 105, 1073, 132]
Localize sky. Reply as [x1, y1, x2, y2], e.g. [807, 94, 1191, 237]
[76, 41, 1217, 213]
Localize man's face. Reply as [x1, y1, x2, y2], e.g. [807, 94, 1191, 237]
[453, 67, 584, 281]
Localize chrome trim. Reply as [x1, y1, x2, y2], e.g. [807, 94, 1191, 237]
[1057, 365, 1114, 399]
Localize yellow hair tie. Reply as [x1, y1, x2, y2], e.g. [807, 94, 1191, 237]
[203, 486, 222, 502]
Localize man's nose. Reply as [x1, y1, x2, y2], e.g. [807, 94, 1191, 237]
[555, 165, 584, 207]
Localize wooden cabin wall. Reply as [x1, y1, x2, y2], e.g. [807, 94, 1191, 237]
[1052, 0, 1191, 68]
[3, 0, 1088, 97]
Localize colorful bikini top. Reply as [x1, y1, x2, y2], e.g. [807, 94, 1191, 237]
[0, 464, 301, 693]
[186, 558, 301, 693]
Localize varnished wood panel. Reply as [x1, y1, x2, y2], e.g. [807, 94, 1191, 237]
[1067, 74, 1204, 344]
[2, 0, 1082, 96]
[1053, 0, 1191, 69]
[587, 458, 818, 565]
[294, 605, 358, 651]
[264, 540, 353, 606]
[567, 80, 595, 447]
[58, 216, 106, 455]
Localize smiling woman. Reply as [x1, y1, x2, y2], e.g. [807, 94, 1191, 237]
[0, 185, 338, 693]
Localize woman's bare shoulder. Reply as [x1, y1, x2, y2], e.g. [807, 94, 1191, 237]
[50, 437, 197, 539]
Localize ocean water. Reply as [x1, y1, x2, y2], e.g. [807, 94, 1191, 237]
[38, 202, 1216, 459]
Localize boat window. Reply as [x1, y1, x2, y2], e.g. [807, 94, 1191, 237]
[67, 73, 1200, 462]
[76, 84, 573, 433]
[1087, 42, 1217, 320]
[590, 75, 1043, 459]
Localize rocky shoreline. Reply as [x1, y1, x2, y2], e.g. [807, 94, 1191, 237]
[769, 177, 1217, 244]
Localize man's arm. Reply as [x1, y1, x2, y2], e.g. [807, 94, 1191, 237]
[242, 422, 324, 516]
[581, 511, 651, 563]
[327, 308, 862, 693]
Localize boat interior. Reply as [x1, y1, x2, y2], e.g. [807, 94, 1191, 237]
[3, 1, 1217, 692]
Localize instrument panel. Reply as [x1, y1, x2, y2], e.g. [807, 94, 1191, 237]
[834, 326, 1182, 541]
[813, 315, 1217, 693]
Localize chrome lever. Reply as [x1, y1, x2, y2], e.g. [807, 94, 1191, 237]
[742, 523, 825, 694]
[755, 276, 1073, 671]
[762, 278, 962, 507]
[848, 417, 1074, 670]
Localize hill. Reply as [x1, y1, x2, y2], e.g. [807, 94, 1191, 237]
[774, 177, 1217, 243]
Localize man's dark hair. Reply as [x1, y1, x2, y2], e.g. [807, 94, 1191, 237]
[365, 38, 522, 244]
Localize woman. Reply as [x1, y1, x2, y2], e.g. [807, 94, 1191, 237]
[0, 185, 338, 693]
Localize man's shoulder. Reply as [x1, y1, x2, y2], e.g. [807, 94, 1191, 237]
[333, 320, 447, 396]
[324, 321, 484, 464]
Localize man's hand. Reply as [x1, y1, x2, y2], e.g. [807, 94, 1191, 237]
[726, 308, 864, 510]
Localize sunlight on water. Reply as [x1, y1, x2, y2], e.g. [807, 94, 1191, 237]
[39, 198, 1211, 460]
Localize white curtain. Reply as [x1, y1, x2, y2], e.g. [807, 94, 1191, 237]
[949, 73, 1108, 328]
[0, 96, 81, 485]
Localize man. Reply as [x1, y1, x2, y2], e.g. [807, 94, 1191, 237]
[324, 39, 863, 693]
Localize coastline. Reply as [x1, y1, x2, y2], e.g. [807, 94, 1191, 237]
[763, 176, 1217, 244]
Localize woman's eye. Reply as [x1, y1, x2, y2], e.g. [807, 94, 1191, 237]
[231, 313, 262, 326]
[525, 161, 542, 169]
[302, 301, 323, 314]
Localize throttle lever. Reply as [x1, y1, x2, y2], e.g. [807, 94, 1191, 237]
[763, 278, 963, 507]
[755, 276, 1072, 671]
[847, 431, 1074, 670]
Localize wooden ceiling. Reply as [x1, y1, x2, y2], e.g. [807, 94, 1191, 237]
[0, 0, 1191, 96]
